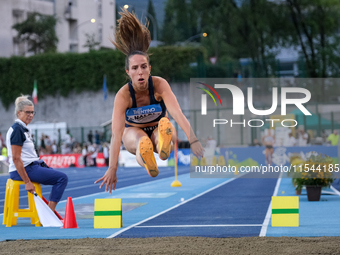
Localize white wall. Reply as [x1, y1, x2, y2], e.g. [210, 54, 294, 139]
[0, 83, 190, 131]
[0, 0, 13, 58]
[0, 0, 116, 57]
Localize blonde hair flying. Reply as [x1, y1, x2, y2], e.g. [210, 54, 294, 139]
[111, 9, 151, 69]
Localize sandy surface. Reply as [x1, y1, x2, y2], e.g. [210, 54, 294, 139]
[0, 237, 340, 255]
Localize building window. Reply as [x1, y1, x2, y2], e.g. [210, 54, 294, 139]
[98, 0, 102, 18]
[98, 24, 103, 43]
[69, 0, 77, 7]
[70, 43, 78, 53]
[12, 9, 24, 24]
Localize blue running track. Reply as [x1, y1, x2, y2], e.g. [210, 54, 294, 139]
[0, 166, 339, 241]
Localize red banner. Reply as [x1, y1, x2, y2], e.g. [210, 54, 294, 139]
[96, 153, 106, 167]
[41, 153, 106, 168]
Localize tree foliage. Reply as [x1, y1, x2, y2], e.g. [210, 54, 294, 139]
[161, 0, 340, 79]
[83, 33, 101, 51]
[147, 0, 158, 40]
[285, 0, 340, 78]
[0, 47, 206, 109]
[162, 0, 192, 44]
[12, 12, 58, 55]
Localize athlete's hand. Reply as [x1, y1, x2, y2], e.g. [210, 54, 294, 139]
[191, 141, 204, 159]
[95, 168, 117, 194]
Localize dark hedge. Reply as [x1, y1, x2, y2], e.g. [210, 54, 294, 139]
[0, 46, 206, 109]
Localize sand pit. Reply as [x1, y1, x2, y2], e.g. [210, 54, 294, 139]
[1, 236, 340, 255]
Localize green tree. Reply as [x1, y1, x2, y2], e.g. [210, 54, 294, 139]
[116, 3, 119, 26]
[285, 0, 340, 78]
[83, 33, 100, 51]
[162, 0, 177, 44]
[162, 0, 193, 44]
[147, 0, 158, 40]
[227, 0, 286, 75]
[12, 12, 58, 54]
[173, 0, 190, 41]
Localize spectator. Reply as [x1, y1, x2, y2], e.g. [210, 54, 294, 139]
[90, 143, 98, 167]
[262, 129, 275, 165]
[2, 145, 8, 161]
[327, 130, 339, 146]
[39, 133, 46, 154]
[88, 130, 93, 144]
[95, 130, 100, 145]
[206, 136, 217, 150]
[287, 133, 296, 146]
[298, 128, 308, 146]
[82, 144, 88, 167]
[306, 129, 312, 144]
[44, 135, 52, 154]
[73, 142, 82, 154]
[63, 130, 72, 154]
[205, 136, 217, 158]
[57, 129, 62, 153]
[52, 141, 57, 154]
[250, 138, 262, 147]
[103, 143, 109, 166]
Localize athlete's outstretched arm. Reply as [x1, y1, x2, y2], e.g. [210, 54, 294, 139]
[158, 78, 204, 158]
[95, 90, 129, 193]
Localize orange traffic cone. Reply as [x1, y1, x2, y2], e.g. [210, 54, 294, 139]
[62, 197, 78, 228]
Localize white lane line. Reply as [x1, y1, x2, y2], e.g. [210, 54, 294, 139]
[0, 173, 187, 216]
[107, 177, 239, 238]
[135, 224, 262, 228]
[0, 184, 99, 203]
[0, 170, 177, 196]
[0, 174, 157, 192]
[259, 172, 282, 237]
[330, 186, 340, 196]
[0, 172, 175, 201]
[322, 190, 338, 195]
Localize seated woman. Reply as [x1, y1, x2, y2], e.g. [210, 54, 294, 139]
[6, 95, 68, 211]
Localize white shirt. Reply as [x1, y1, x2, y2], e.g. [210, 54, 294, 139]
[64, 133, 71, 144]
[103, 146, 109, 159]
[287, 136, 296, 146]
[298, 132, 308, 146]
[206, 139, 217, 150]
[82, 148, 87, 156]
[90, 145, 98, 158]
[6, 119, 39, 172]
[52, 144, 57, 153]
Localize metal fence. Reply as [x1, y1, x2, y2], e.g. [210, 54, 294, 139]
[0, 126, 108, 154]
[1, 104, 340, 150]
[178, 104, 340, 147]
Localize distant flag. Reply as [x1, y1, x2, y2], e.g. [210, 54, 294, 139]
[32, 80, 38, 104]
[103, 75, 108, 101]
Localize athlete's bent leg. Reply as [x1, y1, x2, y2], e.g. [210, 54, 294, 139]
[122, 127, 158, 177]
[151, 118, 177, 160]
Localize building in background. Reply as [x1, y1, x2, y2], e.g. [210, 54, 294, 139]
[0, 0, 116, 57]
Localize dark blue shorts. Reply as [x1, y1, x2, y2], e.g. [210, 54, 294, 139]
[125, 123, 158, 138]
[10, 160, 68, 203]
